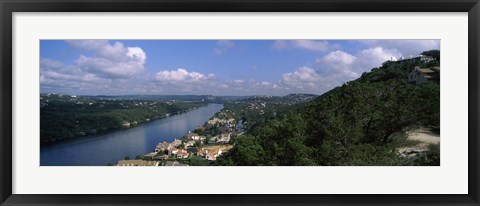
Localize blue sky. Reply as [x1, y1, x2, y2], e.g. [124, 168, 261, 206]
[40, 40, 439, 96]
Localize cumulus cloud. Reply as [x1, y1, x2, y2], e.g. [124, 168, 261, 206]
[273, 40, 329, 51]
[40, 58, 103, 83]
[40, 40, 147, 94]
[213, 79, 284, 96]
[146, 68, 222, 95]
[360, 40, 440, 57]
[40, 58, 113, 94]
[354, 47, 401, 70]
[41, 40, 439, 96]
[316, 50, 357, 78]
[127, 47, 147, 64]
[280, 67, 325, 91]
[213, 40, 235, 55]
[146, 46, 403, 95]
[316, 48, 401, 78]
[280, 47, 403, 94]
[69, 41, 146, 78]
[154, 68, 214, 82]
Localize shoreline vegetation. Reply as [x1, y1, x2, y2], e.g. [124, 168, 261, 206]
[42, 50, 440, 166]
[40, 95, 207, 144]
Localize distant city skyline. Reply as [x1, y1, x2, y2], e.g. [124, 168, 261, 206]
[40, 40, 439, 96]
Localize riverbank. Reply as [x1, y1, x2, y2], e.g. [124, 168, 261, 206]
[40, 106, 204, 146]
[114, 110, 241, 166]
[40, 94, 207, 144]
[40, 103, 224, 166]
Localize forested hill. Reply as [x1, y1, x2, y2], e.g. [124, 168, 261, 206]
[216, 50, 440, 166]
[40, 96, 206, 144]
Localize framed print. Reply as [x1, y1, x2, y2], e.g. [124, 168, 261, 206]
[1, 0, 479, 205]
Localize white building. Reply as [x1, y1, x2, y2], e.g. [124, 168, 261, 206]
[396, 55, 434, 64]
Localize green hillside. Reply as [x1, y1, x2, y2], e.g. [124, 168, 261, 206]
[40, 95, 206, 144]
[216, 50, 440, 166]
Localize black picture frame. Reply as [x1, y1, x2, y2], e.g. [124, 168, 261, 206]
[1, 0, 479, 205]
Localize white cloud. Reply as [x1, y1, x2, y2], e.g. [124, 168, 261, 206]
[147, 68, 222, 95]
[217, 79, 285, 96]
[319, 50, 356, 65]
[360, 40, 440, 57]
[42, 40, 437, 96]
[40, 58, 114, 94]
[41, 58, 103, 83]
[213, 40, 235, 55]
[273, 40, 329, 51]
[320, 47, 401, 77]
[69, 41, 147, 78]
[217, 40, 235, 47]
[355, 47, 401, 70]
[316, 50, 358, 78]
[261, 81, 271, 86]
[282, 67, 318, 82]
[154, 68, 213, 82]
[293, 40, 329, 51]
[272, 40, 289, 50]
[219, 84, 229, 88]
[280, 47, 402, 94]
[127, 47, 147, 65]
[40, 58, 65, 69]
[40, 40, 148, 95]
[281, 67, 326, 92]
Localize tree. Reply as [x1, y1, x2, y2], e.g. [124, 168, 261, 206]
[421, 50, 440, 61]
[188, 155, 209, 166]
[220, 135, 266, 166]
[193, 128, 205, 135]
[124, 156, 131, 160]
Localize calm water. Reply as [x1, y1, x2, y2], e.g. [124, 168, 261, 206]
[40, 103, 223, 166]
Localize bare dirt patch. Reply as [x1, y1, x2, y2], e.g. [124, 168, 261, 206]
[397, 128, 440, 157]
[405, 128, 439, 145]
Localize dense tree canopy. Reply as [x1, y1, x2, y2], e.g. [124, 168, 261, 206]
[40, 96, 205, 144]
[217, 50, 440, 166]
[421, 50, 440, 61]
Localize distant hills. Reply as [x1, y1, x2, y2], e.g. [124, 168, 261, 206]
[41, 93, 318, 103]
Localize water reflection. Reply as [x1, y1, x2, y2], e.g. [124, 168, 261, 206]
[40, 103, 223, 166]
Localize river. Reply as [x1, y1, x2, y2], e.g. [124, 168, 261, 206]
[40, 103, 223, 166]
